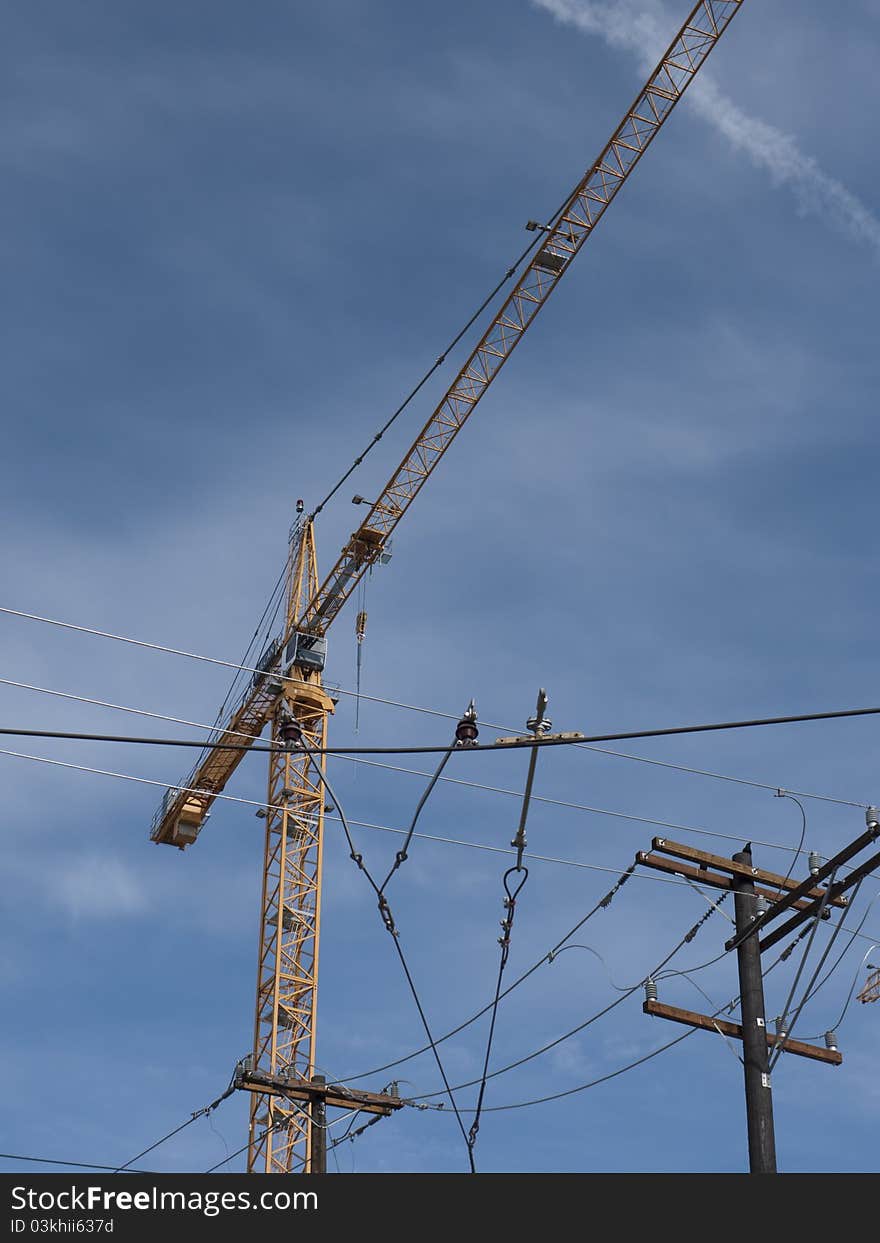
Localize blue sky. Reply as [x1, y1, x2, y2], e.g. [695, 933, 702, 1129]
[3, 0, 880, 1174]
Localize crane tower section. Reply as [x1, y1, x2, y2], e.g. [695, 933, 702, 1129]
[248, 519, 334, 1173]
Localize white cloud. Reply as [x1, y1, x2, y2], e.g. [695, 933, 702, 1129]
[50, 854, 148, 919]
[533, 0, 880, 256]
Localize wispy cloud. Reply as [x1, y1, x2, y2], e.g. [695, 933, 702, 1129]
[533, 0, 880, 256]
[52, 855, 148, 919]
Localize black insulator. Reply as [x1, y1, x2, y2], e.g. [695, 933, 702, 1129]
[455, 717, 479, 745]
[279, 718, 302, 745]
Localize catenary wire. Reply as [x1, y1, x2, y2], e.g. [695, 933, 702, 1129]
[1, 604, 871, 809]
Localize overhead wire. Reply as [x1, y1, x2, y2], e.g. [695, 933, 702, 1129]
[0, 1153, 156, 1174]
[773, 792, 809, 893]
[765, 870, 839, 1069]
[814, 941, 879, 1036]
[10, 696, 880, 754]
[193, 555, 289, 769]
[469, 933, 798, 1114]
[1, 738, 875, 907]
[376, 739, 459, 894]
[1, 603, 872, 810]
[392, 887, 727, 1103]
[341, 861, 639, 1084]
[797, 888, 880, 1035]
[111, 1079, 236, 1173]
[0, 672, 822, 859]
[768, 877, 863, 1071]
[466, 710, 540, 1163]
[313, 743, 476, 1171]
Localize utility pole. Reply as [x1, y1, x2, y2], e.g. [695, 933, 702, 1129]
[310, 1073, 327, 1174]
[634, 822, 880, 1171]
[732, 845, 776, 1173]
[235, 1065, 403, 1173]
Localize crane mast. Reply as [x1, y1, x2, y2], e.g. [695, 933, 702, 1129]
[247, 519, 334, 1173]
[147, 0, 746, 1174]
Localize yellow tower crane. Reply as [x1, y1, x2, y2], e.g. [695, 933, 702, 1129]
[148, 0, 746, 1174]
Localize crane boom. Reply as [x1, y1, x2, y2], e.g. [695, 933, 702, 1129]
[151, 0, 744, 852]
[303, 0, 744, 635]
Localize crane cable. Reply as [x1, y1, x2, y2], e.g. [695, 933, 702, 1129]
[306, 232, 545, 523]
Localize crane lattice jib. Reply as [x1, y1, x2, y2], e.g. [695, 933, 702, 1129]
[302, 0, 744, 635]
[150, 0, 744, 849]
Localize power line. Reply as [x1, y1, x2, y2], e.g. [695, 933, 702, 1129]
[0, 1153, 156, 1174]
[578, 744, 867, 811]
[768, 878, 863, 1070]
[0, 672, 818, 859]
[111, 1080, 235, 1173]
[474, 936, 797, 1114]
[2, 739, 875, 904]
[466, 711, 540, 1164]
[317, 750, 476, 1171]
[347, 870, 718, 1094]
[408, 893, 727, 1104]
[332, 753, 811, 858]
[792, 887, 880, 1038]
[0, 676, 264, 744]
[10, 695, 880, 756]
[1, 603, 871, 808]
